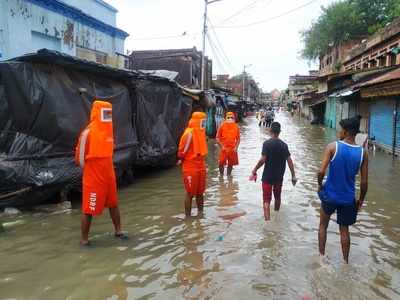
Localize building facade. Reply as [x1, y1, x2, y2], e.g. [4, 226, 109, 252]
[0, 0, 128, 68]
[288, 71, 318, 101]
[130, 47, 212, 90]
[213, 74, 260, 101]
[344, 19, 400, 72]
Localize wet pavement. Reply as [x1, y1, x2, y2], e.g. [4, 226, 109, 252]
[1, 113, 399, 300]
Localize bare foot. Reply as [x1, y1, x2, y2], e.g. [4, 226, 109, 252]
[80, 240, 91, 247]
[115, 232, 129, 240]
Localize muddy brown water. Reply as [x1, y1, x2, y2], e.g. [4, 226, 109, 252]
[1, 113, 399, 300]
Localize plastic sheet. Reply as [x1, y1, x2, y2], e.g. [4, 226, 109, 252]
[134, 78, 193, 166]
[0, 50, 200, 207]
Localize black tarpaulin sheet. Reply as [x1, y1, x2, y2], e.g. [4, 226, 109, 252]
[134, 79, 192, 166]
[0, 61, 137, 193]
[0, 49, 199, 207]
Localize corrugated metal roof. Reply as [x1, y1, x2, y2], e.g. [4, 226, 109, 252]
[360, 67, 400, 87]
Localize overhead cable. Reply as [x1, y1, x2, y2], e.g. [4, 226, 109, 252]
[207, 17, 236, 72]
[215, 0, 319, 29]
[218, 0, 268, 25]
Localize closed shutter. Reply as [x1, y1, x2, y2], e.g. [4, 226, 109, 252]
[324, 97, 336, 129]
[349, 101, 357, 118]
[396, 102, 400, 155]
[369, 100, 394, 151]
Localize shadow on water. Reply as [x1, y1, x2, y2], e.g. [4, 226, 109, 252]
[0, 112, 399, 299]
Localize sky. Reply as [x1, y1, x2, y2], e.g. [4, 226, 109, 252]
[106, 0, 335, 92]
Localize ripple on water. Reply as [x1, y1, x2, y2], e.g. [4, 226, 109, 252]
[0, 114, 399, 299]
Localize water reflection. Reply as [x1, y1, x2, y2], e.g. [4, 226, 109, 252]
[1, 113, 399, 299]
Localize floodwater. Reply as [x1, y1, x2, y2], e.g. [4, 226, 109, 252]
[1, 113, 400, 300]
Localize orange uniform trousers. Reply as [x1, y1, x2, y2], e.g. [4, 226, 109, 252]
[82, 158, 118, 216]
[182, 160, 206, 197]
[219, 149, 239, 167]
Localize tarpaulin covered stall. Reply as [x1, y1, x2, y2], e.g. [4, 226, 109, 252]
[0, 49, 200, 207]
[133, 78, 192, 166]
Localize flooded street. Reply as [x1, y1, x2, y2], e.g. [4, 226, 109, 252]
[1, 113, 399, 300]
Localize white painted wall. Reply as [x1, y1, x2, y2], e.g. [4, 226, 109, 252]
[0, 0, 125, 63]
[59, 0, 117, 27]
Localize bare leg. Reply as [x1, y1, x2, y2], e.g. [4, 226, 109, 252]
[81, 214, 92, 245]
[219, 165, 225, 176]
[339, 225, 351, 264]
[195, 195, 204, 214]
[185, 193, 193, 217]
[263, 202, 271, 221]
[227, 166, 233, 176]
[318, 208, 330, 256]
[273, 184, 282, 211]
[109, 207, 122, 235]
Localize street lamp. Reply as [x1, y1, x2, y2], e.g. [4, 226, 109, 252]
[201, 0, 223, 90]
[242, 64, 252, 101]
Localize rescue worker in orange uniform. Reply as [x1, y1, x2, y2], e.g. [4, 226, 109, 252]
[75, 100, 126, 246]
[177, 112, 208, 217]
[216, 111, 241, 176]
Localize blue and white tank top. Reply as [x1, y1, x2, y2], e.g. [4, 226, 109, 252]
[323, 141, 364, 205]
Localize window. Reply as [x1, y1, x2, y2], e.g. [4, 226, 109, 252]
[95, 52, 107, 64]
[363, 62, 369, 69]
[378, 56, 386, 67]
[389, 53, 397, 66]
[370, 60, 377, 68]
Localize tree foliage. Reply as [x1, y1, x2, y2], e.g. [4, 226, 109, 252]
[301, 0, 400, 61]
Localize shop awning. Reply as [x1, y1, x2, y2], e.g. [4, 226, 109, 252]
[309, 98, 327, 107]
[329, 88, 359, 98]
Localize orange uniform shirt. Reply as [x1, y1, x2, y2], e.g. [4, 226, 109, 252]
[217, 121, 240, 151]
[75, 101, 117, 216]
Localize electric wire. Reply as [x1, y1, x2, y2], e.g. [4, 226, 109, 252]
[206, 31, 228, 73]
[215, 0, 319, 29]
[207, 17, 236, 72]
[132, 32, 194, 41]
[218, 0, 267, 25]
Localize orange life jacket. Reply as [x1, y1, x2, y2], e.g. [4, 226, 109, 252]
[217, 113, 240, 150]
[178, 112, 208, 170]
[75, 101, 114, 167]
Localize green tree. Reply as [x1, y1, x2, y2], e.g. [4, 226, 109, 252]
[301, 0, 400, 61]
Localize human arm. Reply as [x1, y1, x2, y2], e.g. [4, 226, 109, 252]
[216, 126, 224, 149]
[75, 129, 89, 168]
[235, 127, 241, 151]
[357, 150, 369, 211]
[317, 143, 335, 192]
[252, 155, 267, 176]
[287, 156, 297, 186]
[177, 130, 192, 165]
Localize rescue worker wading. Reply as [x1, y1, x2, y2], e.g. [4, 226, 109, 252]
[177, 112, 208, 217]
[217, 112, 240, 176]
[75, 100, 127, 246]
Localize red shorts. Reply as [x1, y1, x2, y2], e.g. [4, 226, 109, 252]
[262, 182, 282, 204]
[219, 149, 239, 166]
[82, 159, 118, 216]
[183, 170, 206, 196]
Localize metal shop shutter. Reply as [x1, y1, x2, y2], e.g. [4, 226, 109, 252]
[324, 97, 336, 129]
[369, 100, 394, 149]
[396, 102, 400, 154]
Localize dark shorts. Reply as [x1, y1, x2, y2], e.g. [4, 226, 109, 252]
[321, 200, 357, 226]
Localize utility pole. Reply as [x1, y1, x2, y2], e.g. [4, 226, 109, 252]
[242, 64, 252, 101]
[202, 0, 223, 90]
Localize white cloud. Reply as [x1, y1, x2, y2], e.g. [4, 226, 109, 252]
[106, 0, 334, 91]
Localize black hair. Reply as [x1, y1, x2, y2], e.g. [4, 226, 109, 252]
[339, 117, 360, 136]
[271, 122, 281, 134]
